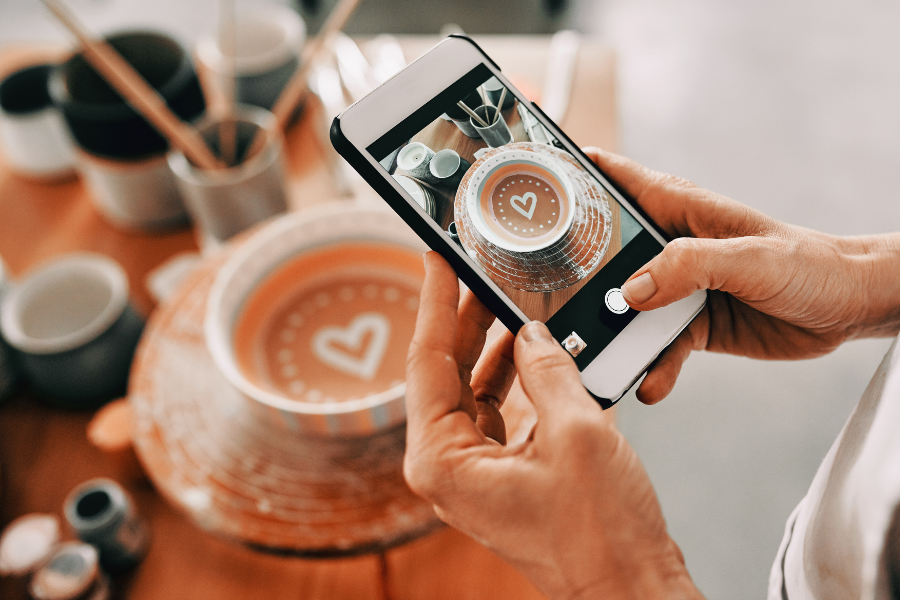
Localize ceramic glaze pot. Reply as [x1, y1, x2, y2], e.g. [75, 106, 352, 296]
[0, 254, 144, 408]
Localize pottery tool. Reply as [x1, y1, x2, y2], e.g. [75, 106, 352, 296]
[457, 101, 489, 128]
[40, 0, 224, 170]
[493, 87, 507, 124]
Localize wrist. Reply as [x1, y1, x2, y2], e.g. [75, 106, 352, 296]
[562, 539, 704, 600]
[841, 232, 900, 338]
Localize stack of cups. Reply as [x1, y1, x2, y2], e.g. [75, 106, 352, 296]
[49, 31, 207, 230]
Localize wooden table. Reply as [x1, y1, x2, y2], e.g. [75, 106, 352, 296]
[0, 35, 617, 599]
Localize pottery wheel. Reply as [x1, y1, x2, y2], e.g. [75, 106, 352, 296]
[128, 248, 441, 556]
[455, 142, 612, 292]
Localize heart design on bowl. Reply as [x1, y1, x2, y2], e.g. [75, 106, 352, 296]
[510, 192, 537, 220]
[312, 312, 390, 381]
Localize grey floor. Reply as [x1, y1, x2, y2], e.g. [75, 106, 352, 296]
[4, 0, 900, 597]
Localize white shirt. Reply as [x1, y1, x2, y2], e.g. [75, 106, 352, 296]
[769, 334, 900, 600]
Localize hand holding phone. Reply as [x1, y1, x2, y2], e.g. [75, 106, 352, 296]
[403, 251, 704, 600]
[332, 35, 706, 405]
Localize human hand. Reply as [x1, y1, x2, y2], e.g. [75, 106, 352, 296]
[584, 147, 900, 405]
[403, 252, 702, 600]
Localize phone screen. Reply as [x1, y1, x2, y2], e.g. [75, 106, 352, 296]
[364, 63, 665, 369]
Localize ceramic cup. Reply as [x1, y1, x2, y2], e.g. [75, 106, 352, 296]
[483, 77, 515, 110]
[396, 142, 434, 181]
[443, 90, 483, 138]
[64, 478, 149, 571]
[470, 105, 512, 148]
[0, 64, 76, 180]
[0, 254, 144, 409]
[0, 256, 18, 403]
[196, 3, 305, 110]
[392, 174, 436, 219]
[50, 30, 206, 230]
[206, 205, 427, 438]
[428, 149, 471, 188]
[168, 105, 289, 249]
[465, 149, 577, 252]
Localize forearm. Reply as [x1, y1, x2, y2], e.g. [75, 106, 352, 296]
[843, 232, 900, 338]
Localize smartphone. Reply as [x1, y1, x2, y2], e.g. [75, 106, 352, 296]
[331, 35, 706, 407]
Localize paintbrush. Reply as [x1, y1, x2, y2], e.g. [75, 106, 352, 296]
[271, 0, 362, 130]
[243, 0, 362, 159]
[457, 101, 489, 128]
[493, 87, 507, 124]
[217, 0, 237, 166]
[40, 0, 224, 170]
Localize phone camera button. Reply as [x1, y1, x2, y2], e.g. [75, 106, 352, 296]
[562, 332, 586, 357]
[605, 288, 629, 315]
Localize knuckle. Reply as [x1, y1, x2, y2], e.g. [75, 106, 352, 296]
[403, 454, 442, 500]
[663, 237, 700, 274]
[524, 343, 574, 374]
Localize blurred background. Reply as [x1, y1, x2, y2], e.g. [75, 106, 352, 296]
[3, 0, 899, 597]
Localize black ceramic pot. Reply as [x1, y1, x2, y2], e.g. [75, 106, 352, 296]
[49, 30, 206, 160]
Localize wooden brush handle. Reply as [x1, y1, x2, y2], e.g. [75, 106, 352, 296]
[42, 0, 224, 170]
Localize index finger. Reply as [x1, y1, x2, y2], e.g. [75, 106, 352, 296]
[583, 146, 770, 240]
[405, 252, 482, 442]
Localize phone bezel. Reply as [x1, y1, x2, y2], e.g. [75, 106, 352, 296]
[331, 35, 706, 405]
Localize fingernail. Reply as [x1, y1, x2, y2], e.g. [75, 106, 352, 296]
[520, 321, 552, 343]
[622, 272, 658, 304]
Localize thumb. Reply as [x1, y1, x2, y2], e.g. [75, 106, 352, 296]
[514, 322, 599, 424]
[621, 235, 771, 311]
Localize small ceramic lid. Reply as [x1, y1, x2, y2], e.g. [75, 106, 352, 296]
[29, 542, 99, 600]
[0, 513, 60, 576]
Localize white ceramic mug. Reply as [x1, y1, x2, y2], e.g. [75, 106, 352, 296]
[0, 64, 76, 180]
[196, 3, 306, 110]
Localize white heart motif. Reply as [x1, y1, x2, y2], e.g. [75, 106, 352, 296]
[311, 312, 391, 381]
[509, 191, 537, 220]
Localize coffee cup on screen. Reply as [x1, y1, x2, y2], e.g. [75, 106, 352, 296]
[466, 150, 576, 253]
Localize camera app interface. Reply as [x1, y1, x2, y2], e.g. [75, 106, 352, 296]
[366, 64, 665, 368]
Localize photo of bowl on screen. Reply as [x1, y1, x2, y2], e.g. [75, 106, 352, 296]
[465, 150, 576, 252]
